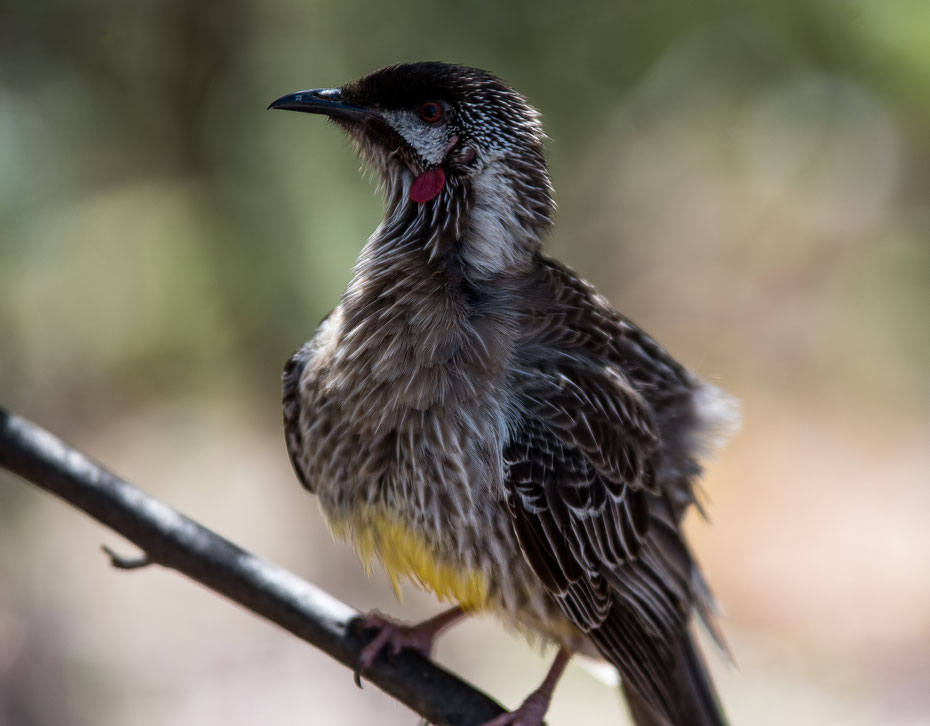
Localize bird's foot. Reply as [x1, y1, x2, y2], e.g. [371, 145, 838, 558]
[478, 648, 571, 726]
[351, 607, 464, 687]
[479, 688, 552, 726]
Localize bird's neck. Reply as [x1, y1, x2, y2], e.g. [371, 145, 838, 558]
[336, 171, 547, 407]
[368, 160, 554, 275]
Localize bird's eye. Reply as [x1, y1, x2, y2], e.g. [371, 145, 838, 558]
[419, 101, 445, 124]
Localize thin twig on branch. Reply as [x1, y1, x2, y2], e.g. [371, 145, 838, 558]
[0, 407, 507, 726]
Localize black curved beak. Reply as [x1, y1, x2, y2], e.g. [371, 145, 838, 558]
[267, 88, 378, 122]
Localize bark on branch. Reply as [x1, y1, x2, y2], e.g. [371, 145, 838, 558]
[0, 407, 506, 726]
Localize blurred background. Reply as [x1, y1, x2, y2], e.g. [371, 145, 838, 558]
[1, 0, 927, 724]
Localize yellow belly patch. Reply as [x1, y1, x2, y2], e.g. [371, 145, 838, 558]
[330, 508, 490, 612]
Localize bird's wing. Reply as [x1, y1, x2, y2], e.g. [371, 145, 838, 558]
[528, 255, 694, 394]
[529, 255, 707, 524]
[505, 360, 657, 605]
[282, 350, 311, 492]
[282, 310, 335, 493]
[505, 360, 699, 719]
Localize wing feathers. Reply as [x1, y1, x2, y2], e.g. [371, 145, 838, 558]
[504, 306, 726, 723]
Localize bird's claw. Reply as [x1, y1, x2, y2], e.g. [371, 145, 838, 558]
[351, 611, 437, 688]
[479, 689, 550, 726]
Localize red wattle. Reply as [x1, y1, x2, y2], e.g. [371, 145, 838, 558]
[410, 168, 446, 203]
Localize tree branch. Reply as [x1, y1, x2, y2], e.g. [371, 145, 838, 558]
[0, 407, 506, 726]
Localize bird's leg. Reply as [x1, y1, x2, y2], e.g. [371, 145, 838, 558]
[481, 648, 572, 726]
[352, 606, 466, 686]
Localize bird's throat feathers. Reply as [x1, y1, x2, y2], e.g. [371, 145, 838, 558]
[359, 153, 554, 282]
[332, 155, 553, 408]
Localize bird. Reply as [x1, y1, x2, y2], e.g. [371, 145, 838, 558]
[270, 62, 739, 726]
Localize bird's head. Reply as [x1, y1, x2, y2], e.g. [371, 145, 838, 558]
[269, 62, 554, 241]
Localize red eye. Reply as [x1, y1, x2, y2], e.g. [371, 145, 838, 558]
[419, 101, 444, 123]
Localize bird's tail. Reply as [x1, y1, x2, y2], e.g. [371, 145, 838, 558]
[621, 632, 728, 726]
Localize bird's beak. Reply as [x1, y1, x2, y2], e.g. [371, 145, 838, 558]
[267, 88, 378, 122]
